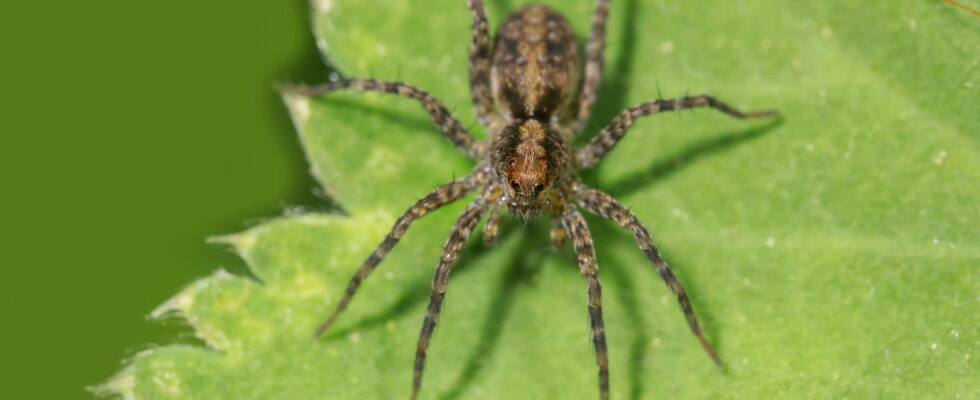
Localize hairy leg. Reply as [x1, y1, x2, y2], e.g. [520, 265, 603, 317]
[282, 79, 484, 158]
[550, 213, 567, 249]
[411, 197, 489, 400]
[577, 95, 778, 167]
[314, 178, 475, 337]
[467, 0, 496, 126]
[482, 200, 502, 245]
[570, 0, 611, 131]
[576, 184, 721, 364]
[562, 207, 610, 400]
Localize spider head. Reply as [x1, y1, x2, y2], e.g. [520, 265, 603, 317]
[492, 119, 564, 218]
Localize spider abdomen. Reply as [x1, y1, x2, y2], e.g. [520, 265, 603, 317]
[492, 4, 580, 121]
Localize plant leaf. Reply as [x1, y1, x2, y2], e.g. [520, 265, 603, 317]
[98, 0, 979, 398]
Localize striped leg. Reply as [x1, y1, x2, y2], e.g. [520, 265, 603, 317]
[467, 0, 496, 126]
[411, 198, 489, 400]
[282, 79, 483, 158]
[550, 213, 567, 249]
[570, 0, 611, 132]
[482, 201, 502, 245]
[562, 208, 610, 400]
[576, 95, 778, 168]
[313, 178, 474, 337]
[576, 184, 721, 364]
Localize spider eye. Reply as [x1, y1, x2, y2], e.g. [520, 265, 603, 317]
[510, 181, 520, 191]
[534, 183, 544, 194]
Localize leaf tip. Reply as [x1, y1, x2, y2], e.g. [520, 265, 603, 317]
[282, 92, 313, 125]
[207, 225, 276, 274]
[208, 231, 260, 258]
[149, 269, 236, 322]
[149, 283, 197, 322]
[313, 0, 334, 14]
[89, 364, 136, 400]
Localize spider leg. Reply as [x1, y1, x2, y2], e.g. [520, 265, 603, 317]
[281, 79, 484, 158]
[467, 0, 497, 126]
[562, 207, 610, 400]
[550, 213, 567, 249]
[576, 184, 722, 365]
[482, 200, 502, 245]
[412, 197, 489, 400]
[576, 95, 778, 168]
[313, 177, 475, 338]
[569, 0, 611, 132]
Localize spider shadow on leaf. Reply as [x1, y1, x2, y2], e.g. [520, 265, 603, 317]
[604, 116, 784, 199]
[587, 216, 725, 400]
[488, 0, 512, 16]
[315, 211, 548, 400]
[311, 96, 441, 134]
[439, 225, 549, 400]
[586, 216, 653, 400]
[582, 115, 783, 397]
[579, 0, 640, 141]
[316, 218, 516, 342]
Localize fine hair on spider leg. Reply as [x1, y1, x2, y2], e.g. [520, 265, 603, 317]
[575, 183, 722, 364]
[295, 0, 778, 399]
[313, 177, 475, 338]
[562, 207, 611, 398]
[412, 194, 491, 400]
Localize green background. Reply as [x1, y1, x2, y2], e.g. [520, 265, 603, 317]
[1, 1, 327, 398]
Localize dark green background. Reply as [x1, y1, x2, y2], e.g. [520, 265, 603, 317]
[1, 1, 327, 398]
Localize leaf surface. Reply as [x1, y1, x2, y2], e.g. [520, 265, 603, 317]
[100, 0, 979, 398]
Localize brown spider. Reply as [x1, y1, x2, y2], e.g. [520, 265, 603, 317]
[285, 1, 776, 399]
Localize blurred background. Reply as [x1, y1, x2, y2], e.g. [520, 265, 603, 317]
[0, 1, 329, 398]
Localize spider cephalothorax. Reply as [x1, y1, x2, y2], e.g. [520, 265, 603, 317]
[285, 1, 776, 399]
[492, 119, 569, 217]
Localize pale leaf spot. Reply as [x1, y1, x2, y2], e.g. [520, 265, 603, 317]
[284, 94, 312, 124]
[314, 0, 333, 14]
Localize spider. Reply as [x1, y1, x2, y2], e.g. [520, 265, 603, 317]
[285, 1, 776, 398]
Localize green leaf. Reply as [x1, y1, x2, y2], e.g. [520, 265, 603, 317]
[98, 0, 979, 398]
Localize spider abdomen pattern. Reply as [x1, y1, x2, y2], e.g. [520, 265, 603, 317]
[493, 4, 579, 121]
[285, 1, 777, 399]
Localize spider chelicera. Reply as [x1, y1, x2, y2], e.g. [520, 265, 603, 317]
[284, 1, 777, 398]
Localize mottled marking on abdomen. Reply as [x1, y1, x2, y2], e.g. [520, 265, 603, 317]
[492, 4, 580, 121]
